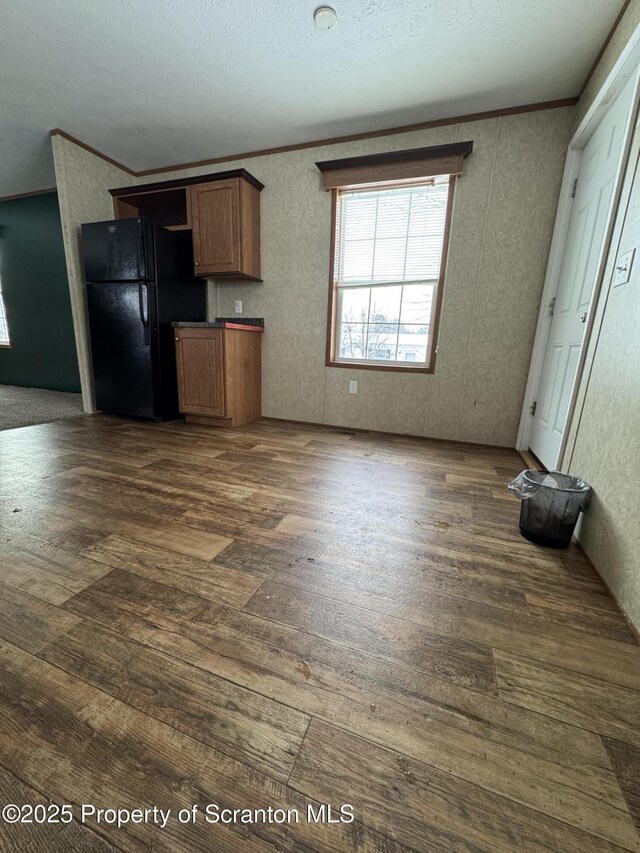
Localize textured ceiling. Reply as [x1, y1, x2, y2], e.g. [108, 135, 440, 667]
[0, 0, 624, 196]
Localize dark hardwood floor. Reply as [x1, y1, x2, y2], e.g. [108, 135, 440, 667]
[0, 415, 639, 852]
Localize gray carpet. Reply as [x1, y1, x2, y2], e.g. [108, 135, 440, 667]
[0, 384, 85, 431]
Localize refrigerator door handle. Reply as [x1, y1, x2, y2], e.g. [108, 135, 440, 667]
[138, 283, 150, 346]
[137, 220, 146, 280]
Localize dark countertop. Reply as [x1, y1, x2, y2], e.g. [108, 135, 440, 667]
[173, 317, 264, 330]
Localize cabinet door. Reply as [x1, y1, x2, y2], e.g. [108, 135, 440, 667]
[175, 330, 226, 416]
[190, 181, 240, 275]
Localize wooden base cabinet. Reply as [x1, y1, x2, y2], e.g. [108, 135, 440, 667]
[175, 326, 261, 428]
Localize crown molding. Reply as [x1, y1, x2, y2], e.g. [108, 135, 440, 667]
[580, 0, 632, 96]
[0, 186, 57, 203]
[50, 128, 136, 175]
[37, 97, 579, 192]
[135, 98, 578, 177]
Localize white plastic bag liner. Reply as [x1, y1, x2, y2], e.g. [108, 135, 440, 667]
[508, 470, 591, 502]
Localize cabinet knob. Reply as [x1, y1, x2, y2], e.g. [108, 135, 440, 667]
[195, 260, 199, 266]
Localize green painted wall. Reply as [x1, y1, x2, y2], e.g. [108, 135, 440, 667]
[0, 192, 80, 392]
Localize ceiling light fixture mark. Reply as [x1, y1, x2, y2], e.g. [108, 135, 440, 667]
[314, 6, 338, 30]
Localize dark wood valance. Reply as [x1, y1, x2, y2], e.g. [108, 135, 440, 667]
[109, 169, 264, 196]
[315, 141, 473, 190]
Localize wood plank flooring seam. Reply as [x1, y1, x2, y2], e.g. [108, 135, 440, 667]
[285, 715, 640, 853]
[285, 716, 313, 787]
[241, 578, 619, 683]
[77, 542, 266, 610]
[57, 571, 632, 783]
[0, 638, 414, 853]
[33, 606, 316, 777]
[494, 648, 640, 749]
[238, 595, 496, 695]
[495, 689, 640, 739]
[53, 593, 398, 724]
[242, 566, 533, 622]
[0, 756, 126, 853]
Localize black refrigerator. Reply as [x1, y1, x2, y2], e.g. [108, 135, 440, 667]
[82, 217, 206, 419]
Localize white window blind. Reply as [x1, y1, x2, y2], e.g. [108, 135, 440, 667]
[331, 177, 450, 368]
[335, 178, 450, 287]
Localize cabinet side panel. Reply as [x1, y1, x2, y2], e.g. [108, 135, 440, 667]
[225, 330, 262, 426]
[114, 198, 139, 219]
[247, 332, 263, 423]
[240, 181, 261, 279]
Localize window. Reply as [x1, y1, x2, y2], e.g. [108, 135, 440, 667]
[0, 278, 10, 346]
[327, 177, 453, 371]
[318, 141, 471, 371]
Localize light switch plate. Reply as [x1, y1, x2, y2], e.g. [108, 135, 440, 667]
[234, 300, 243, 313]
[614, 248, 635, 287]
[349, 380, 358, 394]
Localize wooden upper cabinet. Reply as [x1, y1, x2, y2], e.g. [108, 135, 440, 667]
[191, 181, 241, 275]
[190, 177, 261, 279]
[110, 170, 263, 281]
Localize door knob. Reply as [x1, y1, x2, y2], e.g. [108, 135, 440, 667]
[580, 312, 588, 323]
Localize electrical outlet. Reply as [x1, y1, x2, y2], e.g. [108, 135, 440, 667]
[349, 381, 358, 394]
[234, 300, 243, 314]
[614, 249, 635, 286]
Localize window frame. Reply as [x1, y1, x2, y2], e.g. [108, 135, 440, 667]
[325, 176, 456, 374]
[0, 277, 11, 348]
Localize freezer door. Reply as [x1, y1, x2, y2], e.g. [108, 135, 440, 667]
[87, 281, 160, 418]
[82, 218, 155, 282]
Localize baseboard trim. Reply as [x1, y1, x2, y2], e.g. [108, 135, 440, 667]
[573, 541, 640, 644]
[186, 414, 234, 428]
[518, 449, 546, 471]
[259, 416, 515, 453]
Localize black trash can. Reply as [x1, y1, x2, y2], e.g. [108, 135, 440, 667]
[508, 470, 592, 548]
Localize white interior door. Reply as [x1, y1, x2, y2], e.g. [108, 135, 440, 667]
[529, 76, 635, 469]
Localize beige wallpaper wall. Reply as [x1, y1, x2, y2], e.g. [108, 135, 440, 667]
[568, 130, 640, 628]
[144, 108, 573, 444]
[52, 134, 133, 411]
[53, 107, 575, 444]
[565, 10, 640, 630]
